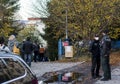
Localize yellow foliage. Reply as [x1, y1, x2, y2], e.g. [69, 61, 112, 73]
[0, 23, 13, 37]
[109, 27, 120, 39]
[43, 0, 120, 40]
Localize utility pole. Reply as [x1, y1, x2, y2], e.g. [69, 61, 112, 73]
[65, 9, 68, 39]
[65, 0, 68, 39]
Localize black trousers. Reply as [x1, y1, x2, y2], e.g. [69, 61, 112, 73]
[101, 55, 111, 79]
[34, 51, 39, 62]
[39, 53, 44, 61]
[91, 56, 101, 77]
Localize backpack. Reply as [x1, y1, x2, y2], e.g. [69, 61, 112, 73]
[13, 44, 20, 55]
[39, 48, 45, 53]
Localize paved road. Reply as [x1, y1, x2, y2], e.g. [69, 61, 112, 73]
[31, 62, 120, 84]
[95, 67, 120, 84]
[31, 62, 84, 77]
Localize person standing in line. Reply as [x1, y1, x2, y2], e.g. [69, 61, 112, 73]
[17, 39, 25, 60]
[0, 36, 11, 52]
[33, 40, 40, 62]
[39, 45, 45, 62]
[89, 35, 101, 79]
[8, 35, 20, 54]
[23, 37, 33, 67]
[8, 35, 16, 52]
[44, 47, 49, 61]
[100, 30, 111, 81]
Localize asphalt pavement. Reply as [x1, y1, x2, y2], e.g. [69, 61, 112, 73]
[31, 61, 84, 77]
[95, 66, 120, 84]
[31, 62, 120, 84]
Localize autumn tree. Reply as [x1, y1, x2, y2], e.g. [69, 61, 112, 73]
[33, 0, 120, 59]
[35, 0, 120, 39]
[0, 0, 20, 37]
[109, 1, 120, 39]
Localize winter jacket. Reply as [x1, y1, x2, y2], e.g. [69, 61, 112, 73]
[100, 35, 111, 56]
[33, 44, 40, 52]
[23, 41, 33, 54]
[0, 44, 11, 52]
[89, 40, 100, 57]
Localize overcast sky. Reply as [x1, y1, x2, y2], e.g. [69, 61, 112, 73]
[19, 0, 34, 20]
[18, 0, 48, 20]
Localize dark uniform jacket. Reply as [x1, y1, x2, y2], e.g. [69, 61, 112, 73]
[100, 35, 111, 56]
[89, 40, 100, 57]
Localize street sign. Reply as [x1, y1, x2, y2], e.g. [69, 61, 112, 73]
[65, 46, 73, 57]
[63, 42, 69, 46]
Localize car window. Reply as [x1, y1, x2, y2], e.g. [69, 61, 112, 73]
[0, 58, 25, 83]
[0, 57, 36, 84]
[11, 59, 37, 84]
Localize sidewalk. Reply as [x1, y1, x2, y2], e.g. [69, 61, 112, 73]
[95, 67, 120, 84]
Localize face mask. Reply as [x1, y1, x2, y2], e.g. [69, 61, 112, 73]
[94, 37, 99, 40]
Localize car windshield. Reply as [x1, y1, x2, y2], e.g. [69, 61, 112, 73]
[0, 57, 25, 83]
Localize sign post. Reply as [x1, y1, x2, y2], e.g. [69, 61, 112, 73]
[58, 39, 63, 60]
[65, 46, 73, 58]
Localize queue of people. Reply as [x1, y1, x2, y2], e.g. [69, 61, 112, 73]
[0, 35, 48, 67]
[21, 37, 48, 66]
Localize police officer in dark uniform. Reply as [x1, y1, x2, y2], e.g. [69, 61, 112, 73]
[89, 35, 101, 79]
[100, 30, 111, 81]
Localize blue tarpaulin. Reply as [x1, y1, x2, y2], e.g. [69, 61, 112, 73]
[58, 39, 63, 59]
[112, 40, 120, 49]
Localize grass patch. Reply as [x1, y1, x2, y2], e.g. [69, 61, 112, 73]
[55, 50, 120, 64]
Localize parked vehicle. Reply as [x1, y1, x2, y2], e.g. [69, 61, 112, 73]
[0, 49, 38, 84]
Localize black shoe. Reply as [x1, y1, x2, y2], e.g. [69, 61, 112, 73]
[100, 78, 111, 81]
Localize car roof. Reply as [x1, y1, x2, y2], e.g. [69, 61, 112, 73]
[0, 51, 18, 57]
[0, 50, 25, 65]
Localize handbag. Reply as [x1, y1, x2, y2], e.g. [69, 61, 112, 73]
[13, 44, 20, 55]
